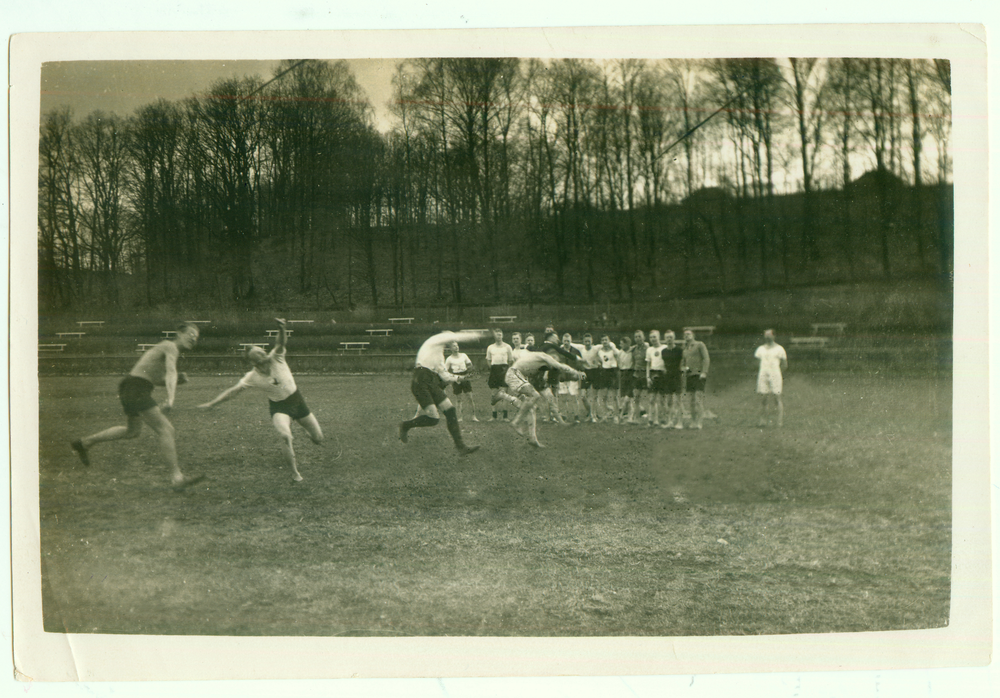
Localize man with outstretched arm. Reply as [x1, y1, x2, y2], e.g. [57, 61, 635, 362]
[399, 330, 489, 454]
[505, 348, 585, 448]
[70, 322, 205, 491]
[198, 318, 323, 482]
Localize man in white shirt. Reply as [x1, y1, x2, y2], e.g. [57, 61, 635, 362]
[645, 330, 669, 427]
[578, 333, 602, 423]
[596, 334, 621, 423]
[445, 341, 478, 422]
[398, 329, 489, 454]
[198, 318, 322, 482]
[754, 329, 788, 428]
[485, 329, 517, 421]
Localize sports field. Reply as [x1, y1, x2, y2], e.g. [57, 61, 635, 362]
[38, 370, 951, 637]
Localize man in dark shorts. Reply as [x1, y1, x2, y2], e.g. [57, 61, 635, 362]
[70, 322, 205, 490]
[660, 330, 685, 428]
[681, 328, 711, 430]
[399, 330, 488, 454]
[485, 329, 516, 420]
[198, 319, 322, 482]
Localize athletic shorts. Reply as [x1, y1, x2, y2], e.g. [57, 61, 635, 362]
[649, 371, 669, 395]
[580, 369, 596, 390]
[269, 389, 312, 420]
[487, 364, 509, 389]
[620, 371, 636, 398]
[664, 371, 682, 394]
[504, 367, 538, 397]
[547, 368, 562, 388]
[757, 370, 782, 395]
[451, 376, 473, 395]
[686, 374, 708, 393]
[411, 366, 447, 408]
[118, 375, 158, 417]
[632, 370, 647, 391]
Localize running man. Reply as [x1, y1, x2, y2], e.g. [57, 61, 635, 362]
[70, 322, 204, 490]
[681, 328, 711, 430]
[505, 348, 585, 448]
[485, 329, 516, 421]
[445, 341, 479, 422]
[755, 329, 788, 427]
[399, 330, 488, 454]
[198, 319, 323, 482]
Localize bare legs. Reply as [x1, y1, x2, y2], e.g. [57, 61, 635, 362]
[272, 412, 324, 482]
[73, 408, 202, 488]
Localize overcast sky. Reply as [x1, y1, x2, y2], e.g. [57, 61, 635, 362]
[39, 58, 400, 132]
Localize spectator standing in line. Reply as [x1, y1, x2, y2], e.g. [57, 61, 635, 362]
[681, 328, 711, 430]
[445, 341, 478, 422]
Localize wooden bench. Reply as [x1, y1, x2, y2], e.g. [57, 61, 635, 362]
[76, 320, 104, 327]
[790, 336, 830, 347]
[287, 320, 314, 325]
[185, 320, 213, 325]
[162, 330, 178, 338]
[811, 323, 847, 336]
[39, 344, 67, 352]
[338, 341, 370, 353]
[56, 332, 86, 338]
[239, 343, 269, 351]
[136, 343, 158, 352]
[683, 325, 716, 336]
[366, 329, 393, 336]
[388, 317, 414, 324]
[489, 315, 517, 324]
[265, 329, 293, 338]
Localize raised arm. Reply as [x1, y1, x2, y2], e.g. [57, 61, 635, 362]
[274, 318, 288, 351]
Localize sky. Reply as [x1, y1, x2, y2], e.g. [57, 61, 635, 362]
[40, 58, 400, 131]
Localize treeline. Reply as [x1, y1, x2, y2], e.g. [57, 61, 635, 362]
[38, 57, 953, 311]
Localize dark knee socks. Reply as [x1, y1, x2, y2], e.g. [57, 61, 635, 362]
[443, 407, 466, 448]
[403, 414, 439, 430]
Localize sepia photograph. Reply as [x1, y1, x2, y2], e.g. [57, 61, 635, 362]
[8, 22, 991, 684]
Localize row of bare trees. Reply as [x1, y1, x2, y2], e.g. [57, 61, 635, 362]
[38, 57, 953, 311]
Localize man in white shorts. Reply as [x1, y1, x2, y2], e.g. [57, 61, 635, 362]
[755, 329, 788, 427]
[505, 350, 584, 448]
[557, 333, 583, 421]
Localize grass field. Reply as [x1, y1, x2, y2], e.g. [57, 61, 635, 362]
[38, 370, 951, 637]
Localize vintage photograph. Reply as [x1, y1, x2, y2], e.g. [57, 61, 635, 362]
[10, 25, 990, 681]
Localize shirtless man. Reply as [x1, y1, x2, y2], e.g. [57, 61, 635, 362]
[198, 319, 323, 482]
[505, 349, 585, 448]
[70, 322, 204, 490]
[399, 330, 489, 454]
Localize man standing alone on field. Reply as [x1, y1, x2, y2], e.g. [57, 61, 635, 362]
[198, 318, 323, 482]
[755, 329, 788, 428]
[399, 330, 489, 454]
[681, 329, 711, 430]
[70, 322, 205, 490]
